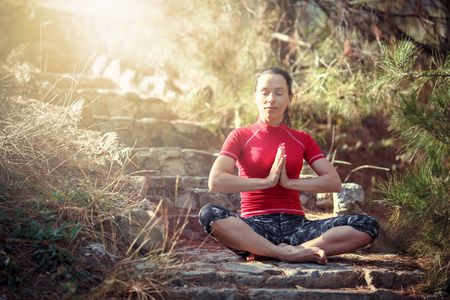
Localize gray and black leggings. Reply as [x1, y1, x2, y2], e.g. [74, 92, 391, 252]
[199, 204, 379, 257]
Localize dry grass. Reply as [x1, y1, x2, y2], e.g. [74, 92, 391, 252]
[0, 84, 189, 299]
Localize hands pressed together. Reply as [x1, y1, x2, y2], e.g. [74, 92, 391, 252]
[267, 143, 291, 189]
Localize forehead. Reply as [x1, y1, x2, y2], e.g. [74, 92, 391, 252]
[256, 74, 287, 89]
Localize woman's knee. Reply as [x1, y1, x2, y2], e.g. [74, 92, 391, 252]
[348, 215, 380, 241]
[198, 204, 232, 234]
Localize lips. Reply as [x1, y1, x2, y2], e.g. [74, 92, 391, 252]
[265, 107, 278, 110]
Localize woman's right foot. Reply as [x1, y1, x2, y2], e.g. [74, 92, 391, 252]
[277, 243, 328, 265]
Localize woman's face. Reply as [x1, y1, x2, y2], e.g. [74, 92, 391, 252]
[254, 73, 292, 126]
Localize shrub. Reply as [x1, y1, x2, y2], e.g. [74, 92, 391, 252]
[374, 40, 450, 293]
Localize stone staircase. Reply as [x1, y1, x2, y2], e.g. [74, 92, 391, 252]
[9, 8, 445, 299]
[170, 249, 429, 300]
[101, 121, 436, 299]
[35, 60, 443, 299]
[134, 147, 442, 299]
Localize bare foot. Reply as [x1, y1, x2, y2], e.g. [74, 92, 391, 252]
[277, 243, 328, 265]
[246, 253, 270, 261]
[246, 243, 327, 265]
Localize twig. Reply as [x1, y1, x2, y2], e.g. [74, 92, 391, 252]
[344, 165, 390, 183]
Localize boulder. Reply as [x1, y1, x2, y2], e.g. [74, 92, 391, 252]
[116, 209, 166, 254]
[333, 183, 365, 216]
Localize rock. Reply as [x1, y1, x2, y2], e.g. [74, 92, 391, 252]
[300, 192, 316, 209]
[103, 59, 121, 84]
[136, 97, 172, 119]
[182, 149, 216, 177]
[128, 176, 149, 198]
[176, 192, 198, 209]
[333, 183, 365, 216]
[176, 189, 238, 211]
[220, 262, 283, 276]
[364, 269, 424, 290]
[116, 209, 166, 254]
[181, 177, 209, 190]
[171, 250, 428, 300]
[299, 175, 318, 210]
[147, 194, 175, 209]
[91, 116, 136, 148]
[137, 148, 215, 177]
[137, 198, 155, 211]
[316, 192, 333, 210]
[82, 89, 139, 118]
[91, 55, 109, 76]
[137, 75, 167, 96]
[138, 147, 185, 176]
[119, 68, 136, 91]
[177, 287, 245, 300]
[84, 243, 118, 261]
[199, 190, 239, 210]
[134, 118, 177, 148]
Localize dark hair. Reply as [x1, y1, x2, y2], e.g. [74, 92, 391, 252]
[254, 67, 293, 127]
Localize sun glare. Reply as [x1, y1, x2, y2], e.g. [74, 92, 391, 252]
[41, 0, 145, 20]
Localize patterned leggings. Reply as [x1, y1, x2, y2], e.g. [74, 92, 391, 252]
[198, 204, 379, 257]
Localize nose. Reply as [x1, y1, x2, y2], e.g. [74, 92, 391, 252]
[266, 92, 275, 103]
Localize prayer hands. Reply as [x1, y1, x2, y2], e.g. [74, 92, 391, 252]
[277, 143, 292, 189]
[267, 143, 287, 188]
[279, 153, 291, 189]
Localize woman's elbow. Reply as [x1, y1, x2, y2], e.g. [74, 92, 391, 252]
[208, 176, 219, 192]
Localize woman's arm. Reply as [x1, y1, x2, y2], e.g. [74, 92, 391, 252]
[208, 149, 286, 193]
[279, 157, 342, 193]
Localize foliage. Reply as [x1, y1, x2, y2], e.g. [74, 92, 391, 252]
[157, 0, 278, 128]
[2, 0, 450, 296]
[311, 0, 450, 54]
[374, 40, 450, 293]
[0, 82, 188, 298]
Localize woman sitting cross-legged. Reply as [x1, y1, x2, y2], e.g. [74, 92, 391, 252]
[198, 67, 379, 264]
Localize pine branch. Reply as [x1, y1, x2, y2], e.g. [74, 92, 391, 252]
[407, 73, 450, 78]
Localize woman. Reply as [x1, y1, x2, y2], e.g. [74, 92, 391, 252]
[199, 67, 379, 265]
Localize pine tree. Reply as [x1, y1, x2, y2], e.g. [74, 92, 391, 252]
[373, 40, 450, 293]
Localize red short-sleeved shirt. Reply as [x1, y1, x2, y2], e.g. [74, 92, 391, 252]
[219, 119, 325, 218]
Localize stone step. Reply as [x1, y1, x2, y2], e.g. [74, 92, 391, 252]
[178, 252, 422, 290]
[146, 176, 240, 211]
[134, 147, 316, 177]
[174, 287, 420, 300]
[167, 249, 432, 300]
[91, 116, 219, 149]
[138, 148, 217, 177]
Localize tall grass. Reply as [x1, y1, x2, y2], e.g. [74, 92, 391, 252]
[0, 78, 189, 299]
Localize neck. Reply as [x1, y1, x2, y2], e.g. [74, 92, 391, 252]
[256, 118, 286, 134]
[260, 117, 283, 127]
